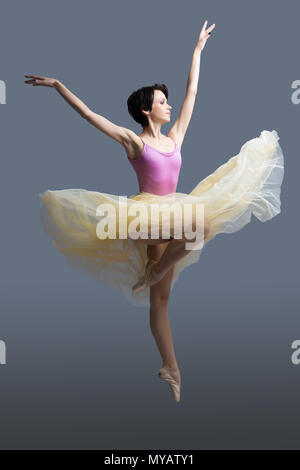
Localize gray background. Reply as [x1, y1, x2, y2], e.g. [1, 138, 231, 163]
[0, 0, 299, 450]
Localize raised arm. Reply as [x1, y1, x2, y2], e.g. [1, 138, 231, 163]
[24, 75, 131, 146]
[168, 20, 216, 149]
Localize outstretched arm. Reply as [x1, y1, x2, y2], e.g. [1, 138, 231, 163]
[54, 79, 92, 118]
[187, 20, 215, 93]
[168, 20, 216, 147]
[24, 75, 131, 145]
[24, 75, 91, 118]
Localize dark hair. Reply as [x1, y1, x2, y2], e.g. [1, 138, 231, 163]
[127, 83, 168, 129]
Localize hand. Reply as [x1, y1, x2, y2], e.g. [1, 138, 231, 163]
[195, 20, 216, 51]
[24, 74, 57, 87]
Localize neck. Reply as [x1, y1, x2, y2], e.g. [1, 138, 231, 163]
[141, 124, 164, 141]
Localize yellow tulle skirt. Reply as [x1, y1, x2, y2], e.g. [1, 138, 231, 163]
[39, 130, 284, 307]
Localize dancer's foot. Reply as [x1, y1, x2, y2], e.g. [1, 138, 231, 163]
[132, 259, 164, 293]
[161, 366, 181, 386]
[158, 366, 181, 402]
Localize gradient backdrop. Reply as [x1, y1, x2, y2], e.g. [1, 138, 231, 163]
[0, 0, 299, 450]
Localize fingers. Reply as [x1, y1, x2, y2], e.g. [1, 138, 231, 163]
[201, 20, 216, 34]
[24, 79, 39, 85]
[201, 20, 208, 32]
[24, 74, 44, 79]
[24, 74, 44, 86]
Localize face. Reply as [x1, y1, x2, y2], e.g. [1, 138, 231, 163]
[144, 89, 172, 123]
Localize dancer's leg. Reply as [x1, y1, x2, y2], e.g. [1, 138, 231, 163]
[132, 219, 210, 292]
[148, 244, 181, 385]
[153, 218, 210, 279]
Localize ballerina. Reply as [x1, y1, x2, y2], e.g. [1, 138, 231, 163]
[25, 19, 284, 403]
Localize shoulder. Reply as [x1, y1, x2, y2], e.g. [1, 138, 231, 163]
[122, 129, 143, 160]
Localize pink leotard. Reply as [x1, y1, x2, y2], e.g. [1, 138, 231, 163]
[127, 136, 182, 196]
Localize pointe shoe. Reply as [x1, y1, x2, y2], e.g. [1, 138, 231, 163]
[158, 367, 181, 402]
[132, 259, 159, 293]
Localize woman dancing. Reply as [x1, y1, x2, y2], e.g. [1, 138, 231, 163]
[25, 20, 284, 403]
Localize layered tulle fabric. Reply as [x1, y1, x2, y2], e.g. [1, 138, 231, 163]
[39, 129, 284, 307]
